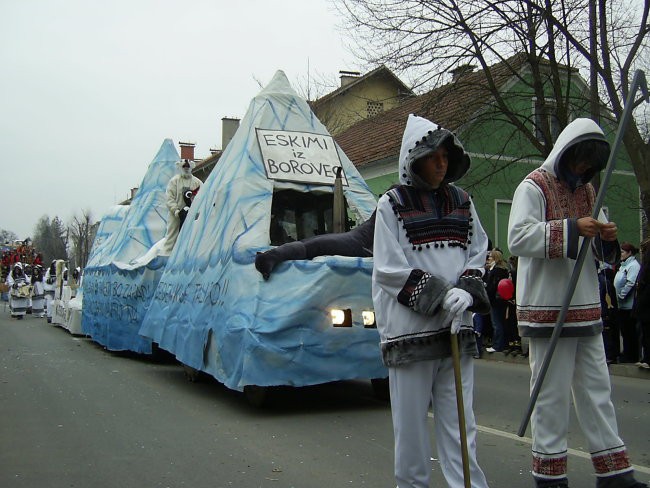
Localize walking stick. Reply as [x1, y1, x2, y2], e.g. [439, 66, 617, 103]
[517, 69, 649, 437]
[332, 166, 346, 234]
[451, 332, 471, 488]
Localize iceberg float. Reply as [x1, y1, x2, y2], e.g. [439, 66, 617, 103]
[82, 140, 178, 353]
[139, 71, 387, 392]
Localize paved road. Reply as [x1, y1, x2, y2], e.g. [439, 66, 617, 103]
[1, 311, 648, 488]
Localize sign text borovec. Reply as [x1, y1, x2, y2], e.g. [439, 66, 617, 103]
[256, 129, 348, 186]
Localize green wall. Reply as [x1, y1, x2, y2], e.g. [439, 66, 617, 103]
[361, 73, 640, 255]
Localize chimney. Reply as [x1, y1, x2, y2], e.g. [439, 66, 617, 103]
[449, 64, 476, 82]
[209, 148, 220, 156]
[130, 187, 138, 199]
[179, 142, 195, 161]
[339, 70, 361, 87]
[221, 117, 240, 150]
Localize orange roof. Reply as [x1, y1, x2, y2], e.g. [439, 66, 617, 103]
[335, 54, 527, 167]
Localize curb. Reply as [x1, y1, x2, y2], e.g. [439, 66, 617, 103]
[479, 351, 650, 381]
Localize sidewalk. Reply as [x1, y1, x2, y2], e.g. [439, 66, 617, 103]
[480, 349, 650, 380]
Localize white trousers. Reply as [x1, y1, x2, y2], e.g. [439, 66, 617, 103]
[31, 296, 45, 316]
[389, 356, 489, 488]
[529, 335, 632, 481]
[45, 293, 54, 318]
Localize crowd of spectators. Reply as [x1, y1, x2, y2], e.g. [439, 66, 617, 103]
[479, 240, 650, 369]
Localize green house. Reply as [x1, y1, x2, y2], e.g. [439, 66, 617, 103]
[335, 56, 640, 256]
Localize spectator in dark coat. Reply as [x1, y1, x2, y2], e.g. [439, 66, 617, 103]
[633, 239, 650, 369]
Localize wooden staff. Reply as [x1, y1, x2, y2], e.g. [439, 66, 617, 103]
[451, 332, 471, 488]
[332, 166, 346, 233]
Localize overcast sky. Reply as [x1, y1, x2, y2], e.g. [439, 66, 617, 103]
[0, 0, 361, 240]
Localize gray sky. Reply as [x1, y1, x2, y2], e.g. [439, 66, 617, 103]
[0, 0, 358, 239]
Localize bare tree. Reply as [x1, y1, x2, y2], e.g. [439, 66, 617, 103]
[0, 229, 18, 245]
[32, 216, 68, 265]
[68, 210, 95, 270]
[294, 67, 341, 102]
[335, 0, 649, 219]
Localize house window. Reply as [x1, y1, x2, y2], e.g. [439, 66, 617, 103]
[532, 98, 561, 144]
[367, 101, 384, 118]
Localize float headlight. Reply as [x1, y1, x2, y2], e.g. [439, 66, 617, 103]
[362, 311, 376, 328]
[331, 308, 352, 327]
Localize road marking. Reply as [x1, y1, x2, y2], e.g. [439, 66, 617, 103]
[427, 413, 650, 474]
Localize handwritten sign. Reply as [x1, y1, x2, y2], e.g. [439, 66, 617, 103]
[256, 129, 348, 186]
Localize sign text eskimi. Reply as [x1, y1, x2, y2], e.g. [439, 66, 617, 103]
[256, 129, 348, 186]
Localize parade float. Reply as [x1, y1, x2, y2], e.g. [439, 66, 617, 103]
[59, 205, 129, 335]
[81, 140, 178, 353]
[139, 71, 387, 403]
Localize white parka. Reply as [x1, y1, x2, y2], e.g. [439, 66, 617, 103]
[508, 118, 619, 337]
[372, 115, 489, 366]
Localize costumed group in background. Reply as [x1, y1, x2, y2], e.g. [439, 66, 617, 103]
[2, 248, 79, 322]
[255, 115, 648, 488]
[1, 157, 205, 320]
[4, 260, 80, 321]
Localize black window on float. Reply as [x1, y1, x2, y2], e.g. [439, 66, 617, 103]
[270, 190, 348, 245]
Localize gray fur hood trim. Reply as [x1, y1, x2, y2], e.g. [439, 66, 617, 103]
[398, 114, 471, 189]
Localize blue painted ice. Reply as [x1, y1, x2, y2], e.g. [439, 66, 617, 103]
[81, 140, 177, 353]
[139, 71, 387, 390]
[87, 205, 129, 260]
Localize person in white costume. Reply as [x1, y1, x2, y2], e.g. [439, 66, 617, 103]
[69, 266, 82, 298]
[508, 118, 647, 488]
[30, 265, 46, 318]
[373, 114, 491, 488]
[43, 260, 57, 322]
[161, 159, 202, 255]
[7, 263, 31, 320]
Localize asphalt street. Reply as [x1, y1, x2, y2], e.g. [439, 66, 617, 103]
[1, 310, 648, 488]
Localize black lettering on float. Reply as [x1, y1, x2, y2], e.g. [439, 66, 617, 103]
[154, 282, 165, 301]
[263, 134, 276, 146]
[177, 283, 191, 303]
[140, 285, 151, 298]
[125, 304, 138, 324]
[209, 282, 221, 305]
[267, 159, 278, 174]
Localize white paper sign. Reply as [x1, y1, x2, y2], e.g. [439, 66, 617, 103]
[256, 129, 348, 186]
